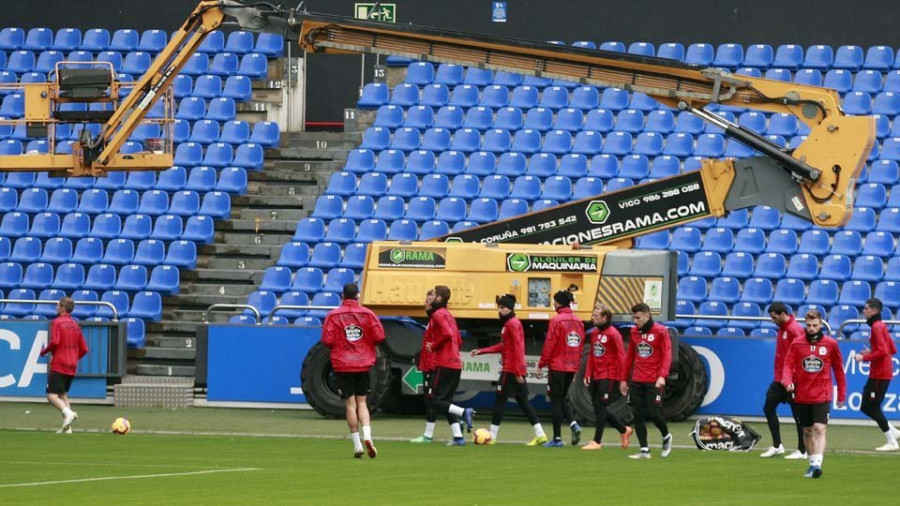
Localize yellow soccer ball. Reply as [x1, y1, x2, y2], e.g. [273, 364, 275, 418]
[111, 417, 131, 435]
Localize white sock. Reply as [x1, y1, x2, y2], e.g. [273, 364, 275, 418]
[450, 421, 463, 438]
[490, 424, 500, 440]
[62, 407, 73, 417]
[351, 432, 362, 450]
[809, 453, 823, 467]
[449, 405, 465, 417]
[362, 426, 372, 441]
[533, 423, 545, 438]
[640, 447, 649, 453]
[424, 422, 435, 438]
[570, 420, 578, 428]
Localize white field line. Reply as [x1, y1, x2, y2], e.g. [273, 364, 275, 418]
[0, 467, 259, 488]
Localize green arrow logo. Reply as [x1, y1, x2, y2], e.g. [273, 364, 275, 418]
[507, 253, 531, 272]
[402, 366, 425, 393]
[585, 200, 610, 224]
[390, 248, 405, 263]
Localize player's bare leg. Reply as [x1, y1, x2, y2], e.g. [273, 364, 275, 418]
[357, 396, 377, 458]
[345, 397, 364, 458]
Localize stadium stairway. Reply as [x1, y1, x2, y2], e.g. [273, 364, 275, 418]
[130, 131, 358, 378]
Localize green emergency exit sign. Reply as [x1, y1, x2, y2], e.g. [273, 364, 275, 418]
[355, 3, 397, 22]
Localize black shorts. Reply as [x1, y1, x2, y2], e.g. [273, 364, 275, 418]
[422, 370, 433, 392]
[766, 381, 791, 404]
[627, 382, 664, 416]
[793, 402, 830, 426]
[497, 371, 528, 398]
[334, 371, 370, 399]
[862, 378, 891, 405]
[428, 367, 461, 402]
[588, 378, 618, 405]
[546, 370, 575, 398]
[46, 371, 74, 395]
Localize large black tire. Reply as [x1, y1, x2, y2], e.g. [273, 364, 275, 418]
[569, 360, 633, 426]
[300, 342, 392, 419]
[660, 341, 708, 421]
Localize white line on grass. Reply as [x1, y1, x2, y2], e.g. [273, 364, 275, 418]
[0, 467, 259, 488]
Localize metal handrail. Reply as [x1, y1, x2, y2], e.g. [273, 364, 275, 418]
[0, 299, 119, 321]
[675, 313, 833, 333]
[266, 304, 339, 324]
[837, 318, 900, 338]
[202, 303, 261, 323]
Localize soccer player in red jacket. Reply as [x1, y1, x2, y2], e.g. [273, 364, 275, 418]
[40, 297, 88, 434]
[410, 289, 439, 443]
[760, 302, 809, 459]
[471, 294, 547, 445]
[424, 285, 475, 446]
[782, 310, 847, 478]
[853, 298, 900, 451]
[581, 304, 633, 450]
[538, 290, 584, 447]
[322, 283, 386, 458]
[620, 303, 672, 459]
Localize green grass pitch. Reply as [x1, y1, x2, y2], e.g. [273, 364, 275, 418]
[0, 403, 897, 505]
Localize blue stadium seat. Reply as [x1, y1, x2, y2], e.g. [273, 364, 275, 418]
[21, 262, 53, 290]
[846, 207, 876, 232]
[254, 33, 283, 57]
[635, 230, 669, 250]
[886, 257, 900, 282]
[149, 214, 183, 241]
[554, 108, 585, 134]
[324, 218, 356, 244]
[114, 264, 147, 292]
[695, 301, 729, 330]
[5, 288, 36, 317]
[564, 86, 598, 111]
[0, 238, 9, 262]
[434, 64, 464, 86]
[556, 154, 588, 179]
[862, 231, 895, 257]
[509, 176, 542, 201]
[9, 237, 42, 264]
[830, 230, 863, 257]
[120, 214, 152, 241]
[771, 278, 804, 306]
[388, 219, 418, 240]
[357, 83, 389, 109]
[448, 85, 478, 109]
[449, 174, 480, 199]
[818, 254, 853, 283]
[733, 228, 766, 254]
[532, 199, 558, 212]
[291, 267, 324, 293]
[480, 85, 510, 108]
[435, 197, 467, 222]
[834, 45, 864, 70]
[0, 27, 25, 50]
[136, 29, 166, 53]
[662, 132, 694, 157]
[467, 198, 499, 223]
[677, 275, 707, 302]
[420, 84, 450, 108]
[495, 198, 528, 220]
[599, 131, 630, 156]
[701, 227, 735, 254]
[851, 255, 884, 282]
[277, 242, 310, 269]
[670, 299, 695, 329]
[420, 128, 452, 152]
[862, 46, 894, 70]
[657, 43, 685, 61]
[600, 88, 630, 111]
[136, 190, 169, 217]
[221, 75, 252, 102]
[853, 70, 883, 93]
[875, 281, 900, 308]
[571, 176, 604, 200]
[355, 219, 388, 242]
[34, 50, 63, 74]
[619, 154, 651, 180]
[719, 252, 752, 279]
[633, 133, 664, 157]
[17, 188, 48, 213]
[868, 160, 899, 185]
[645, 110, 676, 134]
[773, 44, 803, 69]
[828, 305, 860, 335]
[343, 195, 375, 221]
[88, 213, 120, 239]
[259, 266, 292, 293]
[373, 104, 403, 129]
[713, 43, 744, 68]
[803, 44, 834, 69]
[164, 240, 196, 270]
[406, 62, 435, 85]
[339, 243, 368, 269]
[272, 291, 310, 320]
[783, 253, 818, 280]
[0, 93, 24, 118]
[129, 291, 162, 321]
[419, 221, 450, 241]
[307, 292, 342, 319]
[629, 92, 658, 112]
[131, 239, 165, 267]
[29, 212, 60, 238]
[208, 52, 239, 77]
[309, 242, 343, 269]
[106, 189, 140, 216]
[371, 196, 403, 222]
[671, 227, 702, 253]
[740, 277, 774, 305]
[843, 91, 873, 115]
[685, 43, 714, 66]
[192, 75, 223, 99]
[584, 109, 615, 133]
[754, 252, 787, 279]
[628, 42, 655, 57]
[323, 267, 356, 294]
[402, 196, 434, 222]
[0, 188, 18, 214]
[155, 167, 187, 192]
[689, 251, 722, 277]
[205, 98, 236, 122]
[50, 262, 83, 291]
[69, 237, 102, 265]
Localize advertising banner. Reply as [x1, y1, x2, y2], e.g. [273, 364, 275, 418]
[685, 336, 900, 420]
[0, 321, 106, 398]
[441, 172, 710, 245]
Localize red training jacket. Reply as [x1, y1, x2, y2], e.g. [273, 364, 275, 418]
[861, 319, 898, 380]
[40, 313, 88, 376]
[418, 316, 436, 373]
[539, 307, 584, 372]
[586, 325, 625, 382]
[321, 299, 386, 373]
[782, 334, 847, 404]
[480, 316, 527, 375]
[774, 315, 805, 383]
[624, 321, 672, 383]
[427, 306, 462, 370]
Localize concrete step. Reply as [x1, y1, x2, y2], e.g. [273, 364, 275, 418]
[205, 257, 276, 270]
[198, 243, 280, 257]
[282, 132, 362, 150]
[180, 268, 260, 282]
[266, 147, 350, 161]
[215, 219, 298, 233]
[142, 347, 196, 360]
[251, 184, 321, 197]
[231, 194, 313, 208]
[164, 293, 247, 308]
[145, 335, 199, 349]
[219, 231, 294, 246]
[133, 363, 196, 377]
[239, 208, 308, 221]
[147, 321, 199, 334]
[265, 159, 344, 172]
[180, 284, 259, 297]
[166, 309, 214, 323]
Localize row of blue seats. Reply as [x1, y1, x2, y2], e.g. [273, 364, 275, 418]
[0, 49, 269, 79]
[0, 28, 283, 57]
[230, 314, 322, 327]
[0, 72, 253, 102]
[0, 307, 146, 347]
[294, 216, 452, 244]
[0, 287, 162, 321]
[0, 261, 178, 294]
[258, 265, 357, 295]
[0, 189, 231, 218]
[665, 325, 896, 340]
[371, 105, 821, 137]
[684, 247, 900, 276]
[673, 300, 874, 334]
[0, 93, 240, 121]
[244, 290, 340, 320]
[678, 274, 897, 304]
[0, 236, 197, 268]
[0, 167, 247, 195]
[0, 212, 216, 243]
[396, 45, 900, 84]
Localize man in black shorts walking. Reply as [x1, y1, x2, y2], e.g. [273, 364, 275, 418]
[40, 297, 88, 434]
